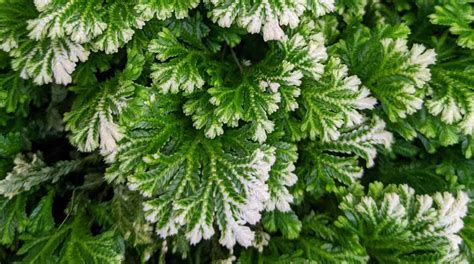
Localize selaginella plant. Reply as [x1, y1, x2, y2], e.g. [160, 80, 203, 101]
[0, 0, 472, 263]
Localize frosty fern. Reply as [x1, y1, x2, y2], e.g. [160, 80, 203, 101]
[0, 0, 473, 263]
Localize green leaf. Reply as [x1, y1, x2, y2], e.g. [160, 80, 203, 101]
[26, 0, 106, 44]
[58, 224, 124, 264]
[64, 79, 135, 158]
[426, 57, 474, 136]
[18, 214, 125, 264]
[300, 116, 392, 193]
[26, 191, 55, 234]
[336, 24, 436, 123]
[0, 72, 36, 115]
[262, 211, 302, 239]
[91, 186, 153, 247]
[0, 132, 23, 158]
[199, 76, 281, 142]
[0, 0, 37, 52]
[0, 153, 92, 198]
[430, 0, 474, 49]
[336, 0, 368, 18]
[91, 2, 144, 54]
[148, 28, 207, 94]
[71, 53, 114, 86]
[208, 0, 335, 41]
[336, 182, 470, 263]
[136, 0, 200, 20]
[461, 204, 474, 260]
[299, 57, 376, 141]
[184, 31, 329, 142]
[0, 194, 27, 245]
[11, 38, 89, 85]
[245, 213, 368, 263]
[265, 142, 298, 212]
[109, 92, 288, 249]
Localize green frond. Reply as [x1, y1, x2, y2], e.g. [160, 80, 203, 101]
[0, 72, 37, 115]
[336, 24, 436, 123]
[262, 211, 302, 240]
[0, 132, 24, 160]
[182, 30, 327, 142]
[18, 213, 124, 264]
[336, 182, 470, 263]
[300, 117, 392, 193]
[241, 213, 368, 263]
[91, 2, 145, 55]
[136, 0, 200, 21]
[0, 152, 91, 198]
[0, 194, 27, 245]
[107, 91, 301, 249]
[149, 28, 207, 94]
[208, 0, 335, 41]
[64, 79, 136, 158]
[26, 0, 106, 44]
[426, 57, 474, 136]
[430, 0, 474, 49]
[64, 50, 145, 157]
[11, 38, 89, 85]
[0, 0, 37, 52]
[299, 57, 376, 141]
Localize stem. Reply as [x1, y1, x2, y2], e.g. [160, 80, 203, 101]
[230, 48, 243, 74]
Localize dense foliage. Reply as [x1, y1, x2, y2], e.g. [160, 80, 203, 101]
[0, 0, 473, 263]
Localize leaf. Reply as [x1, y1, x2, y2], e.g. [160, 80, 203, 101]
[0, 0, 37, 52]
[71, 53, 114, 86]
[0, 194, 27, 245]
[299, 57, 376, 141]
[11, 38, 89, 85]
[262, 211, 302, 240]
[208, 0, 335, 41]
[18, 214, 124, 264]
[109, 91, 287, 249]
[91, 186, 153, 247]
[26, 191, 55, 234]
[184, 31, 328, 142]
[336, 24, 436, 122]
[430, 0, 474, 49]
[64, 79, 135, 159]
[265, 142, 298, 212]
[336, 0, 368, 18]
[91, 2, 145, 54]
[336, 182, 470, 263]
[134, 136, 276, 249]
[199, 77, 281, 142]
[300, 116, 392, 193]
[0, 132, 23, 158]
[26, 0, 106, 43]
[0, 153, 92, 198]
[0, 72, 36, 115]
[461, 204, 474, 260]
[426, 57, 474, 136]
[148, 28, 207, 94]
[136, 0, 200, 20]
[59, 227, 124, 264]
[244, 213, 368, 263]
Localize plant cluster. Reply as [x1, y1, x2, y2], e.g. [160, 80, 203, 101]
[0, 0, 473, 263]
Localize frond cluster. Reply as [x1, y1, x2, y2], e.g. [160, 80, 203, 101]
[0, 0, 472, 263]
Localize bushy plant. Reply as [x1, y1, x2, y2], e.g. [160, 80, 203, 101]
[0, 0, 472, 263]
